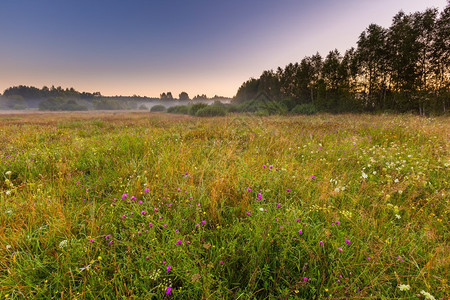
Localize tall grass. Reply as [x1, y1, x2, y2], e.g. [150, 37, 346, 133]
[0, 112, 448, 299]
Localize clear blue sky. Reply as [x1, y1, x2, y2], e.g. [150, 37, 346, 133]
[0, 0, 446, 97]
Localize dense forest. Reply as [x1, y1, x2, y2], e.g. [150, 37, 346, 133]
[235, 5, 449, 115]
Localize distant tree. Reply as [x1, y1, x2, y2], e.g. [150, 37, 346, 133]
[166, 92, 173, 100]
[179, 92, 190, 101]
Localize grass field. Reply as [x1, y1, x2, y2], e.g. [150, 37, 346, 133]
[0, 112, 448, 299]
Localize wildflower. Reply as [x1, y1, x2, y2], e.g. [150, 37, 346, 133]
[220, 261, 223, 265]
[97, 256, 102, 261]
[298, 230, 302, 234]
[246, 212, 251, 216]
[166, 265, 171, 273]
[303, 277, 308, 282]
[420, 290, 435, 300]
[259, 208, 264, 211]
[5, 191, 11, 196]
[149, 223, 153, 228]
[395, 214, 401, 219]
[59, 240, 68, 249]
[367, 256, 371, 260]
[139, 200, 143, 204]
[398, 284, 410, 291]
[277, 203, 281, 208]
[287, 189, 291, 192]
[263, 164, 266, 168]
[144, 188, 149, 193]
[362, 172, 368, 179]
[269, 165, 273, 170]
[141, 210, 146, 215]
[105, 234, 111, 240]
[108, 241, 113, 245]
[201, 220, 206, 225]
[247, 188, 252, 192]
[336, 221, 340, 225]
[176, 240, 182, 245]
[166, 287, 172, 295]
[130, 196, 136, 201]
[121, 193, 128, 200]
[5, 171, 11, 175]
[89, 239, 94, 243]
[338, 248, 343, 251]
[319, 241, 323, 245]
[311, 175, 316, 179]
[121, 215, 126, 219]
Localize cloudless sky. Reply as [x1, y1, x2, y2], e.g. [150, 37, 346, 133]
[0, 0, 447, 98]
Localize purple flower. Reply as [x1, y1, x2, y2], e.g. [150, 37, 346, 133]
[138, 200, 143, 204]
[121, 193, 128, 200]
[303, 277, 308, 282]
[108, 240, 113, 245]
[345, 240, 351, 245]
[247, 188, 252, 192]
[201, 220, 206, 225]
[298, 230, 302, 234]
[319, 241, 323, 245]
[287, 189, 291, 192]
[246, 212, 251, 216]
[368, 256, 371, 260]
[262, 164, 266, 168]
[336, 221, 340, 225]
[176, 240, 182, 245]
[166, 265, 171, 273]
[121, 215, 126, 219]
[89, 239, 94, 242]
[144, 188, 149, 193]
[311, 175, 316, 179]
[338, 248, 343, 251]
[141, 211, 146, 215]
[269, 165, 273, 170]
[220, 260, 223, 265]
[105, 234, 111, 240]
[146, 256, 149, 260]
[149, 223, 153, 228]
[166, 287, 172, 295]
[277, 203, 281, 208]
[130, 196, 136, 201]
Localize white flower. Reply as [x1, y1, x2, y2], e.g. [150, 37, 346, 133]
[398, 284, 410, 291]
[59, 240, 68, 249]
[395, 214, 401, 219]
[361, 172, 368, 179]
[5, 191, 11, 195]
[334, 187, 340, 193]
[372, 171, 377, 175]
[420, 290, 435, 300]
[259, 208, 264, 212]
[6, 245, 11, 250]
[79, 264, 91, 272]
[394, 178, 399, 183]
[398, 190, 403, 194]
[5, 171, 11, 175]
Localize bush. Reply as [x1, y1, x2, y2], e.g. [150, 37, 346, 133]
[195, 105, 227, 117]
[167, 105, 189, 114]
[150, 105, 166, 112]
[188, 103, 208, 116]
[138, 104, 148, 110]
[291, 103, 317, 115]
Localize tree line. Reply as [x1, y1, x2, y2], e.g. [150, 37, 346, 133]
[234, 4, 449, 115]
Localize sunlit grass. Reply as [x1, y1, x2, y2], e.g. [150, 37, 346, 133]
[0, 112, 448, 299]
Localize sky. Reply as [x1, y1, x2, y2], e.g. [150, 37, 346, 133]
[0, 0, 447, 98]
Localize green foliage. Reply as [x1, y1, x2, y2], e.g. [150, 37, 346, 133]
[195, 105, 227, 117]
[291, 103, 317, 115]
[167, 105, 189, 114]
[188, 103, 208, 116]
[150, 104, 166, 112]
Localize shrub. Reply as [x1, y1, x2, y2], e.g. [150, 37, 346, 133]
[188, 103, 208, 116]
[139, 104, 148, 110]
[150, 104, 166, 112]
[167, 105, 189, 114]
[195, 105, 227, 117]
[291, 103, 317, 115]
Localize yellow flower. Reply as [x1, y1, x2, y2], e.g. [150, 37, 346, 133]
[98, 256, 102, 261]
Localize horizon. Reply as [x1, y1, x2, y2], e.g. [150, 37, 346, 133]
[0, 0, 447, 98]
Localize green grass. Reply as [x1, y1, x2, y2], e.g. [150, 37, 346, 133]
[0, 112, 448, 299]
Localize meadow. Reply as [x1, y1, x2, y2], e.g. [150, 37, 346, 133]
[0, 112, 448, 299]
